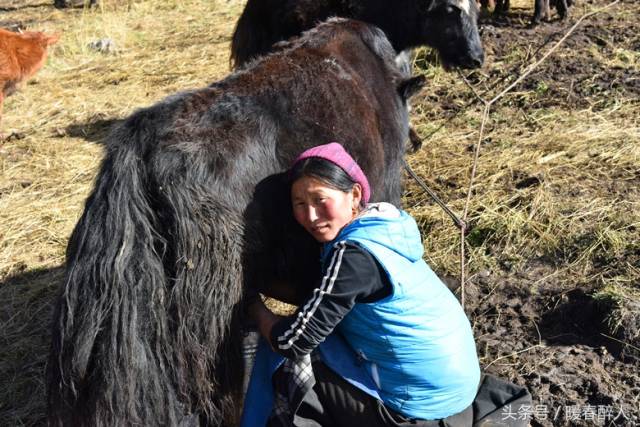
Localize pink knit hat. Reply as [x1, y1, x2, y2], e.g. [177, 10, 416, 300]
[291, 142, 371, 204]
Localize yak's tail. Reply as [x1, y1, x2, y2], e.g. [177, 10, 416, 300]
[230, 0, 276, 69]
[47, 110, 244, 426]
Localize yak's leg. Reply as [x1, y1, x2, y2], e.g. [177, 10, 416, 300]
[555, 0, 570, 20]
[479, 0, 494, 11]
[544, 0, 552, 20]
[241, 329, 260, 398]
[533, 0, 550, 24]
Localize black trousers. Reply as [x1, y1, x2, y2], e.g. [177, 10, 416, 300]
[270, 361, 531, 427]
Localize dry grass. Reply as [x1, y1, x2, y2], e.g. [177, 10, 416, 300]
[0, 0, 638, 424]
[407, 98, 639, 276]
[1, 0, 243, 278]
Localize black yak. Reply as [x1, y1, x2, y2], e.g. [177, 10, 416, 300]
[533, 0, 574, 23]
[47, 18, 424, 426]
[230, 0, 485, 70]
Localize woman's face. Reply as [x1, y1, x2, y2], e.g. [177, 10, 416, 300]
[291, 176, 362, 243]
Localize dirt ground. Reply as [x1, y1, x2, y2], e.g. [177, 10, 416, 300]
[465, 263, 640, 426]
[456, 2, 640, 425]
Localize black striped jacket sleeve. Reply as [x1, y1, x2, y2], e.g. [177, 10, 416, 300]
[269, 241, 390, 359]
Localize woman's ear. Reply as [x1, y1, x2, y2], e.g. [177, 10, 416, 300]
[351, 183, 363, 209]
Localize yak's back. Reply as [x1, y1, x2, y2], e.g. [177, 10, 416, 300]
[109, 18, 405, 179]
[232, 17, 402, 86]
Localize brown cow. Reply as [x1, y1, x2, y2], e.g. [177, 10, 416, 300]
[0, 28, 60, 135]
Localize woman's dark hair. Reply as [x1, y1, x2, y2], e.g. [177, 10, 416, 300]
[290, 157, 362, 203]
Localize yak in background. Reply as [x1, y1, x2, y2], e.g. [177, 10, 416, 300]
[478, 0, 574, 23]
[230, 0, 485, 71]
[0, 28, 59, 135]
[230, 0, 484, 152]
[47, 18, 425, 426]
[533, 0, 575, 23]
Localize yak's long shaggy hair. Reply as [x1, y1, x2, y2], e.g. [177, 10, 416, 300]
[47, 18, 423, 426]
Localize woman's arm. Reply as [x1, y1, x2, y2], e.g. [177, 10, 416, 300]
[259, 242, 390, 359]
[247, 299, 284, 348]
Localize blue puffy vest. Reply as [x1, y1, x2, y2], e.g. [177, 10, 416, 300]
[320, 203, 480, 420]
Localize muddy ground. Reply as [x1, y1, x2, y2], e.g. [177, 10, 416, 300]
[455, 1, 640, 425]
[465, 262, 639, 426]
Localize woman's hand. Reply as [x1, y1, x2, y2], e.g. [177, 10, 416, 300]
[247, 299, 284, 349]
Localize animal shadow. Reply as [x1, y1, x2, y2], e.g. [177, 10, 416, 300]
[0, 265, 65, 425]
[0, 2, 51, 13]
[64, 115, 122, 143]
[538, 288, 624, 358]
